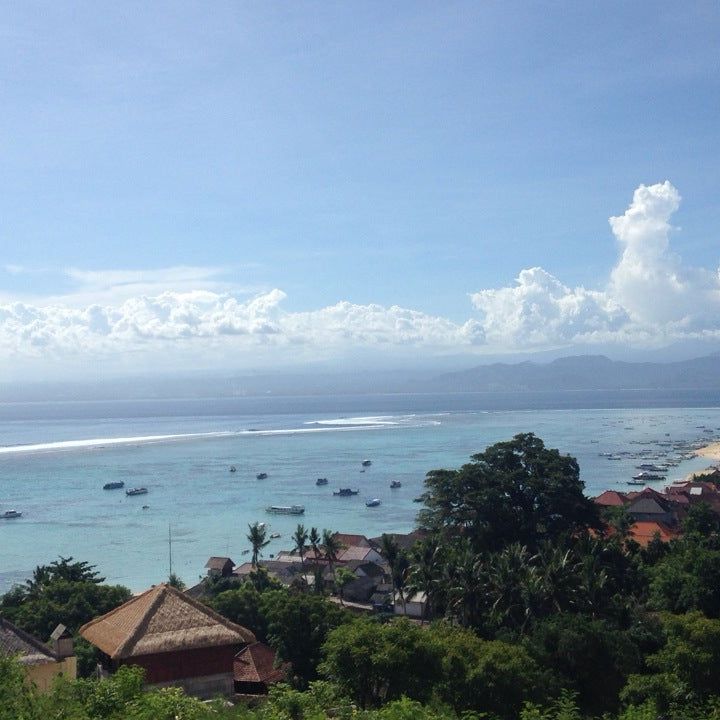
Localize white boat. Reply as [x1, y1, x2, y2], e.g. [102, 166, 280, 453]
[126, 487, 148, 496]
[361, 459, 372, 467]
[265, 505, 305, 515]
[1, 510, 22, 519]
[365, 498, 381, 507]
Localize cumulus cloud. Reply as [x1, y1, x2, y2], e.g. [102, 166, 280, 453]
[471, 181, 720, 349]
[3, 181, 720, 376]
[0, 288, 481, 367]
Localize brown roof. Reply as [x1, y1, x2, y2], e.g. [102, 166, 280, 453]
[205, 557, 235, 570]
[233, 642, 287, 684]
[80, 583, 255, 660]
[593, 490, 628, 507]
[0, 618, 58, 666]
[332, 533, 371, 548]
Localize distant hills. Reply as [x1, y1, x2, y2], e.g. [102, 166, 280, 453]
[5, 353, 720, 402]
[426, 354, 720, 392]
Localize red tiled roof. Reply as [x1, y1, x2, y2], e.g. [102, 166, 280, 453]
[629, 521, 680, 548]
[234, 642, 287, 684]
[333, 533, 371, 548]
[593, 490, 628, 507]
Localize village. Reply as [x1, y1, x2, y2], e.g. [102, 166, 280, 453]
[4, 461, 720, 708]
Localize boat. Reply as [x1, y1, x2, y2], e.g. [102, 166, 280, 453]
[229, 466, 236, 473]
[1, 510, 22, 519]
[635, 464, 668, 472]
[365, 498, 381, 507]
[627, 479, 647, 486]
[390, 480, 402, 488]
[126, 487, 148, 496]
[270, 532, 281, 539]
[316, 477, 328, 486]
[631, 472, 665, 481]
[103, 481, 125, 490]
[256, 472, 268, 480]
[361, 460, 372, 467]
[265, 505, 305, 515]
[333, 488, 359, 496]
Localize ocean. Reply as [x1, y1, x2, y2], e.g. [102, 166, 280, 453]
[2, 389, 720, 593]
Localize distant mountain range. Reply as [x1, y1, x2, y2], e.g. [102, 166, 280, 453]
[426, 354, 720, 392]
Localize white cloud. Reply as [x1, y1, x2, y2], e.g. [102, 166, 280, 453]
[3, 181, 720, 377]
[471, 181, 720, 349]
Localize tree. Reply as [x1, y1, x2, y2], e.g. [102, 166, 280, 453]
[319, 618, 442, 708]
[322, 529, 343, 587]
[334, 567, 356, 605]
[166, 573, 185, 590]
[419, 433, 600, 552]
[247, 521, 270, 568]
[292, 524, 309, 570]
[261, 589, 349, 686]
[526, 614, 642, 715]
[621, 612, 720, 710]
[308, 527, 323, 594]
[211, 584, 268, 641]
[434, 623, 546, 719]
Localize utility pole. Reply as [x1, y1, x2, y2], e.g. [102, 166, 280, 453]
[168, 523, 173, 577]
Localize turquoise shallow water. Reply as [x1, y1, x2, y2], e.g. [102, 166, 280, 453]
[2, 391, 720, 592]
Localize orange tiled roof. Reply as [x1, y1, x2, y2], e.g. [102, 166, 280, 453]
[234, 642, 287, 684]
[629, 521, 680, 548]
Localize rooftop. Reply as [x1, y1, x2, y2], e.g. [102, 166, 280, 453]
[0, 618, 58, 666]
[80, 583, 255, 660]
[233, 642, 288, 685]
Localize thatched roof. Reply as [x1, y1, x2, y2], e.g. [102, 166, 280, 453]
[234, 642, 287, 684]
[80, 583, 255, 660]
[0, 618, 58, 666]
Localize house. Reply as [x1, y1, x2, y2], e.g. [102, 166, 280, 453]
[626, 494, 678, 526]
[0, 618, 76, 691]
[394, 591, 428, 619]
[80, 583, 255, 698]
[204, 557, 235, 578]
[233, 642, 289, 695]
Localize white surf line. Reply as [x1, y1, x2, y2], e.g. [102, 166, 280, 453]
[0, 430, 238, 455]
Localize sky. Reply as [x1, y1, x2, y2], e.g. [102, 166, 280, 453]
[1, 2, 720, 382]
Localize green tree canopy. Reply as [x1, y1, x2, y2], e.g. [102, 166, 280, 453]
[418, 433, 600, 552]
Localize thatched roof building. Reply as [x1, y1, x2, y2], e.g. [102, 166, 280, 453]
[0, 618, 76, 691]
[234, 642, 288, 695]
[80, 583, 255, 698]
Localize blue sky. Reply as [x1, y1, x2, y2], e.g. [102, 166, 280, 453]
[1, 2, 720, 379]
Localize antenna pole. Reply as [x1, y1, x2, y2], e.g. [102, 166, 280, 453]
[168, 523, 173, 577]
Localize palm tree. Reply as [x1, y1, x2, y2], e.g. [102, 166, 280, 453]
[247, 521, 270, 568]
[292, 524, 309, 568]
[380, 533, 400, 598]
[308, 527, 323, 593]
[407, 539, 443, 623]
[322, 529, 343, 587]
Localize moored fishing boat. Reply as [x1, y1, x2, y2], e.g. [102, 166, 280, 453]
[126, 487, 148, 496]
[265, 505, 305, 515]
[103, 481, 125, 490]
[1, 509, 22, 519]
[333, 488, 359, 496]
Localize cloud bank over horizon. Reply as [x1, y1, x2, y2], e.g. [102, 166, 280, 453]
[2, 181, 720, 378]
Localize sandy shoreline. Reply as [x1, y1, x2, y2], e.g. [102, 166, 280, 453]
[694, 442, 720, 461]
